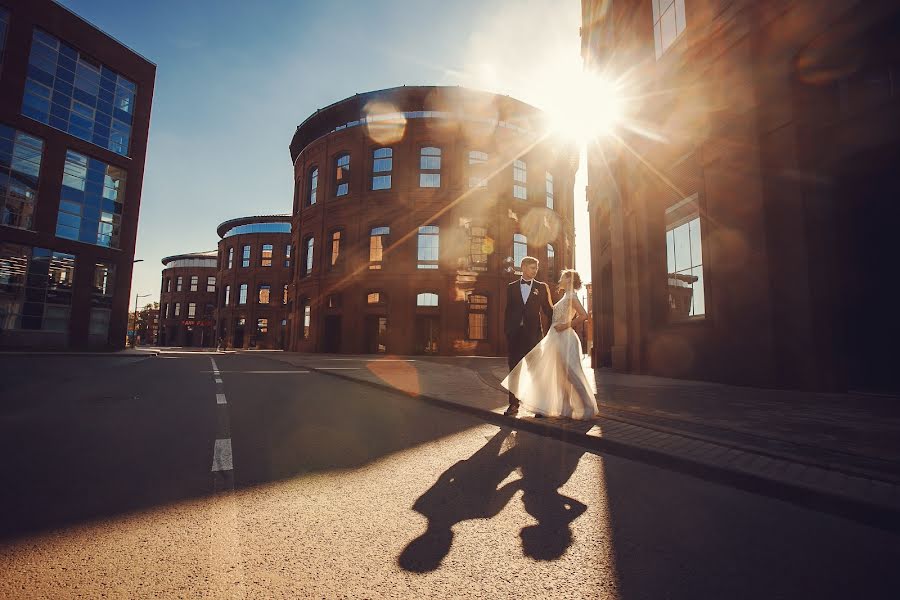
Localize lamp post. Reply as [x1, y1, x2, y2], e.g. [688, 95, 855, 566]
[132, 292, 152, 347]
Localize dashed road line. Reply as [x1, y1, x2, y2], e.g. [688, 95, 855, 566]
[216, 393, 227, 404]
[212, 438, 233, 471]
[209, 356, 234, 491]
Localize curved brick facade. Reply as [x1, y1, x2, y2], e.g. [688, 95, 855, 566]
[289, 86, 578, 356]
[158, 252, 218, 347]
[215, 216, 292, 349]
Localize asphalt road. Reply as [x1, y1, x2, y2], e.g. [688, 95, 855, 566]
[0, 352, 898, 599]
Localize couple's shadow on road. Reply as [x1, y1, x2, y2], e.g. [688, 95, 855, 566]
[399, 426, 590, 573]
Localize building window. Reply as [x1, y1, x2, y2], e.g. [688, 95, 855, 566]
[204, 303, 214, 317]
[57, 150, 126, 248]
[0, 125, 44, 230]
[419, 147, 441, 187]
[513, 233, 528, 272]
[665, 193, 705, 320]
[369, 226, 389, 270]
[241, 245, 250, 267]
[174, 302, 181, 316]
[653, 0, 687, 59]
[23, 29, 136, 157]
[207, 276, 216, 293]
[284, 244, 292, 267]
[227, 247, 234, 269]
[165, 277, 171, 293]
[468, 150, 488, 188]
[308, 166, 318, 205]
[238, 283, 248, 305]
[372, 147, 392, 190]
[416, 292, 438, 307]
[327, 294, 341, 308]
[335, 153, 350, 196]
[304, 236, 314, 276]
[513, 159, 527, 200]
[261, 243, 273, 267]
[190, 275, 198, 292]
[257, 318, 268, 335]
[546, 172, 554, 209]
[0, 244, 75, 332]
[302, 299, 311, 339]
[283, 284, 289, 305]
[0, 8, 9, 71]
[224, 284, 231, 306]
[417, 225, 439, 269]
[467, 293, 488, 340]
[467, 224, 489, 272]
[366, 291, 384, 305]
[329, 230, 342, 269]
[188, 302, 196, 318]
[547, 244, 556, 281]
[176, 276, 183, 292]
[258, 283, 270, 304]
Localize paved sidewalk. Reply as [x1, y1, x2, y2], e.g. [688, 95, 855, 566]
[242, 350, 900, 530]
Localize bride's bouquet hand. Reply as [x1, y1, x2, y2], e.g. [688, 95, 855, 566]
[554, 323, 570, 332]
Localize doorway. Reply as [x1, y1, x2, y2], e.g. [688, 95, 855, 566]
[414, 316, 440, 355]
[364, 316, 388, 354]
[233, 318, 245, 349]
[323, 315, 342, 353]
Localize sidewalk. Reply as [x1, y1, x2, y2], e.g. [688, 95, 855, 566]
[244, 351, 900, 530]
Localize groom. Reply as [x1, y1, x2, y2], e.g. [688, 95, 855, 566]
[503, 256, 554, 416]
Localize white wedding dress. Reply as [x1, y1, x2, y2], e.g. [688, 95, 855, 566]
[501, 291, 599, 420]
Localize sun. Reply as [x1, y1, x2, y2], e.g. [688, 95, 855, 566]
[546, 72, 624, 143]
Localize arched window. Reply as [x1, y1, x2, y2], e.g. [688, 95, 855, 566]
[419, 147, 441, 188]
[308, 166, 318, 205]
[417, 225, 439, 269]
[335, 153, 350, 196]
[238, 284, 248, 305]
[416, 292, 439, 307]
[467, 293, 488, 340]
[513, 159, 527, 199]
[372, 147, 392, 190]
[513, 233, 528, 271]
[227, 247, 234, 269]
[304, 236, 314, 276]
[366, 291, 386, 305]
[261, 244, 273, 267]
[369, 226, 389, 270]
[301, 298, 311, 339]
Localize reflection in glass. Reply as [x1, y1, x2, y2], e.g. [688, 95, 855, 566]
[417, 226, 439, 269]
[0, 126, 44, 230]
[335, 154, 350, 196]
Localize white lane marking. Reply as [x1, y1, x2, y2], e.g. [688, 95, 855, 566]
[214, 370, 311, 374]
[216, 393, 227, 404]
[210, 357, 220, 373]
[215, 378, 223, 384]
[211, 438, 233, 472]
[316, 367, 362, 370]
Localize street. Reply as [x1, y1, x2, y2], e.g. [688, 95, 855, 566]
[0, 352, 898, 599]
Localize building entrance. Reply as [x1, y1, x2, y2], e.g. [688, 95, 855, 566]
[414, 316, 440, 355]
[364, 316, 388, 354]
[322, 316, 342, 353]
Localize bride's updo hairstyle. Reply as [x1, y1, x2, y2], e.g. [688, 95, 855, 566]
[559, 269, 582, 290]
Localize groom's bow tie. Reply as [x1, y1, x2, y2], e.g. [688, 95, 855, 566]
[520, 279, 533, 285]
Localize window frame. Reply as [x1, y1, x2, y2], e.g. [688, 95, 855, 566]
[419, 146, 441, 188]
[334, 153, 350, 197]
[466, 292, 489, 341]
[371, 147, 393, 191]
[417, 225, 440, 269]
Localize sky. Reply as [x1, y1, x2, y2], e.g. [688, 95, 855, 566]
[56, 0, 592, 310]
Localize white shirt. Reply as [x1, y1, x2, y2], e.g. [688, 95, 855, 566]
[520, 278, 534, 304]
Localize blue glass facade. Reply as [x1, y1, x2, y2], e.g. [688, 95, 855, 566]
[223, 222, 291, 238]
[57, 150, 126, 248]
[22, 29, 136, 157]
[0, 124, 44, 229]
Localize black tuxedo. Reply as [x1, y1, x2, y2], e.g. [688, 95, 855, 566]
[504, 278, 554, 408]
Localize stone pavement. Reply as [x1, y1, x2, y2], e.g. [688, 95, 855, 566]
[241, 350, 900, 530]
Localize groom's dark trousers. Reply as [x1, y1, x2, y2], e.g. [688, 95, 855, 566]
[504, 279, 554, 410]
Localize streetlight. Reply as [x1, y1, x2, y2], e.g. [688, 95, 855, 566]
[132, 292, 152, 347]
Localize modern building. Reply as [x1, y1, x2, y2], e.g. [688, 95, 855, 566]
[289, 86, 577, 355]
[157, 251, 217, 347]
[215, 215, 292, 349]
[581, 0, 899, 392]
[0, 0, 155, 349]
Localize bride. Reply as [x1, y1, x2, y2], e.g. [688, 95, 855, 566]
[501, 269, 598, 420]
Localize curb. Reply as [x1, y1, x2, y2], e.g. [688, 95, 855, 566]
[241, 352, 900, 533]
[0, 350, 159, 357]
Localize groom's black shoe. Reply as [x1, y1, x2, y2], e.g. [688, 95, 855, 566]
[504, 405, 519, 417]
[533, 413, 545, 418]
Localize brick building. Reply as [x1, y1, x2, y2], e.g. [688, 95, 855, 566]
[289, 86, 577, 356]
[0, 0, 154, 349]
[215, 215, 292, 349]
[582, 0, 899, 392]
[157, 251, 217, 347]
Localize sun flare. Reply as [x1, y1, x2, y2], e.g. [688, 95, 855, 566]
[547, 72, 625, 143]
